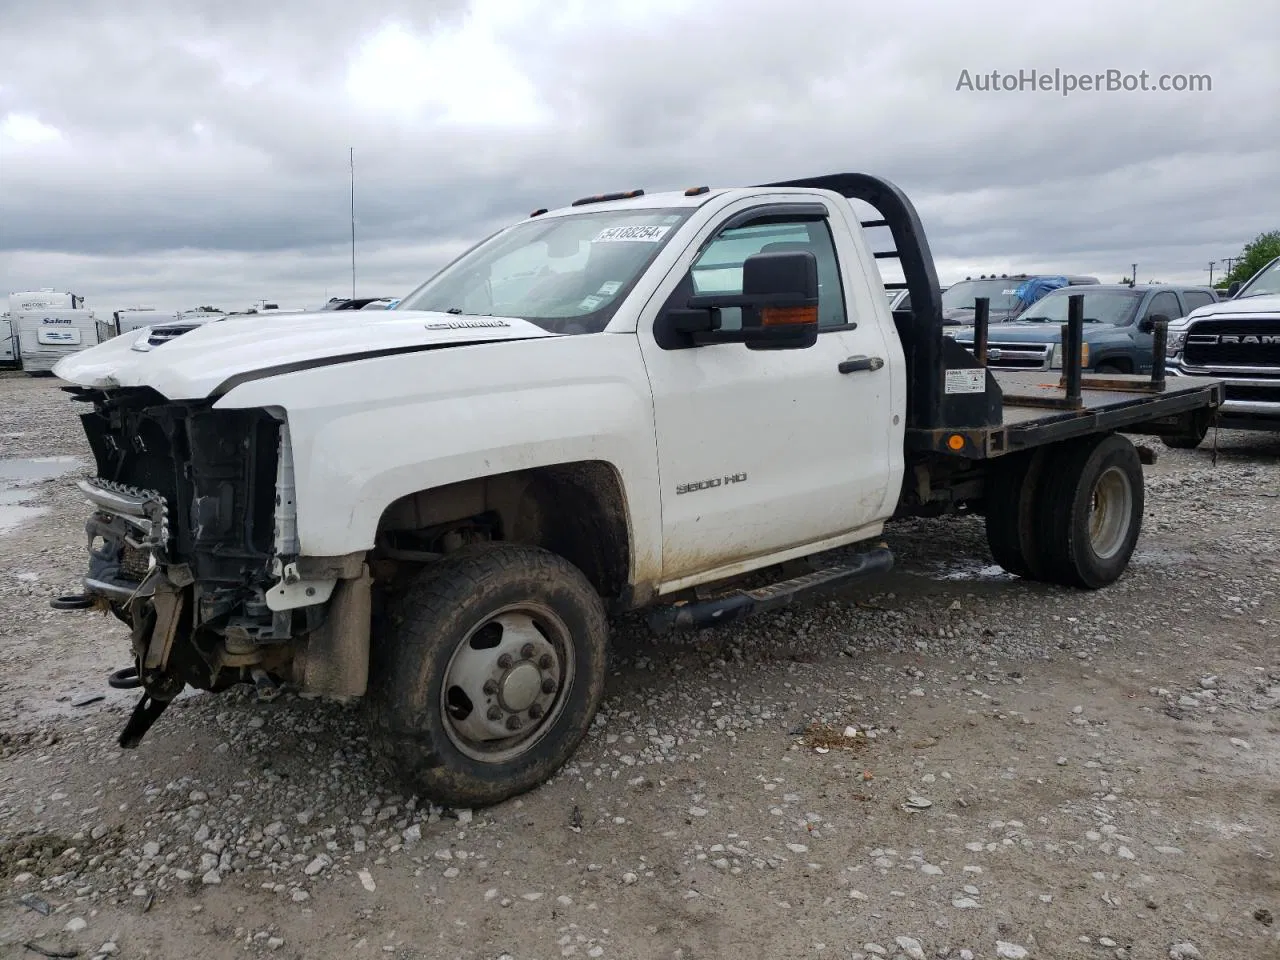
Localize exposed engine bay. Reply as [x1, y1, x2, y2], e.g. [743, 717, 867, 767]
[63, 385, 598, 752]
[68, 385, 363, 746]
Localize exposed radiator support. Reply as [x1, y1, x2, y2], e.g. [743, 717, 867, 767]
[273, 420, 299, 557]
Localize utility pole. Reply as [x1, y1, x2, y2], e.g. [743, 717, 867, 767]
[1130, 263, 1138, 288]
[350, 147, 357, 299]
[1208, 260, 1216, 286]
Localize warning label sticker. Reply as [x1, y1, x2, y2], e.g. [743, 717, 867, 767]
[944, 368, 986, 394]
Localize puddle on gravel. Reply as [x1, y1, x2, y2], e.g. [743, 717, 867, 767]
[0, 456, 80, 533]
[927, 559, 1018, 582]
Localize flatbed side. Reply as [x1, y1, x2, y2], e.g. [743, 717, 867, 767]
[905, 372, 1225, 459]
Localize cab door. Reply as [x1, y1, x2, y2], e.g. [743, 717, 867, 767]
[636, 198, 897, 589]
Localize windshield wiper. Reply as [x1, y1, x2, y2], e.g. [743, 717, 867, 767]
[446, 307, 464, 314]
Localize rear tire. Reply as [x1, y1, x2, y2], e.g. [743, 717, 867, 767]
[369, 544, 608, 808]
[1034, 433, 1144, 589]
[983, 449, 1049, 579]
[1163, 417, 1209, 450]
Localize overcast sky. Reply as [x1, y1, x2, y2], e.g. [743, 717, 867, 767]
[1, 0, 1276, 312]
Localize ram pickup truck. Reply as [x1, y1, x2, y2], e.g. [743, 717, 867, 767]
[952, 284, 1219, 377]
[53, 173, 1223, 807]
[1166, 255, 1280, 447]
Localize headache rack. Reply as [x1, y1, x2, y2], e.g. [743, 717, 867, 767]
[761, 173, 1223, 459]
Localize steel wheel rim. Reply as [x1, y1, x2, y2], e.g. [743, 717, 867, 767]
[440, 601, 575, 764]
[1088, 465, 1133, 560]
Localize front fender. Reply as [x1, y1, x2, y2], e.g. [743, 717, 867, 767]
[214, 334, 662, 585]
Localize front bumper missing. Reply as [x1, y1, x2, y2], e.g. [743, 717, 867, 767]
[70, 478, 189, 747]
[79, 478, 170, 603]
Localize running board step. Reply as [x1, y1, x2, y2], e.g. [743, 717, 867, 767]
[646, 545, 894, 635]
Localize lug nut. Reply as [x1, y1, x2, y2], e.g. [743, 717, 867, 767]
[482, 679, 498, 695]
[487, 706, 502, 721]
[506, 715, 523, 731]
[528, 703, 544, 720]
[538, 654, 553, 670]
[541, 678, 556, 694]
[497, 654, 513, 669]
[521, 643, 536, 659]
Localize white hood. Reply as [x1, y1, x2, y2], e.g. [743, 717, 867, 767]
[1181, 294, 1280, 323]
[53, 310, 558, 399]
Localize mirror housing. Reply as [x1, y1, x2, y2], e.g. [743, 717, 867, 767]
[1138, 312, 1172, 334]
[661, 250, 820, 350]
[1226, 280, 1241, 298]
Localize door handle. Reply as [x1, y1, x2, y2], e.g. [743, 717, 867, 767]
[838, 355, 884, 374]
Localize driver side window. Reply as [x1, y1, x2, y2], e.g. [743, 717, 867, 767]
[1144, 291, 1181, 323]
[690, 218, 847, 330]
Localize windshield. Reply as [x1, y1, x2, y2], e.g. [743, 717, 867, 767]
[942, 279, 1027, 312]
[1016, 290, 1142, 325]
[397, 208, 692, 334]
[1238, 257, 1280, 299]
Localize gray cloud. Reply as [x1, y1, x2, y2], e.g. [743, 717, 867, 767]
[1, 0, 1275, 310]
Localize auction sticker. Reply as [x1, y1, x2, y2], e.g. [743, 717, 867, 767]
[593, 225, 670, 243]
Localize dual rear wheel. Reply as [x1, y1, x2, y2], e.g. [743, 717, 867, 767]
[984, 432, 1145, 589]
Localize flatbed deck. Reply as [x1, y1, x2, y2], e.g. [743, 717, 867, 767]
[906, 371, 1224, 459]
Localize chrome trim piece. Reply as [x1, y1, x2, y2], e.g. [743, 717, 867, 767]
[84, 575, 155, 602]
[78, 478, 169, 546]
[1221, 399, 1280, 415]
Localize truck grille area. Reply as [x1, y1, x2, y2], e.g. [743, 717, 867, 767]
[1183, 319, 1280, 367]
[983, 342, 1052, 369]
[72, 387, 281, 613]
[958, 341, 1051, 369]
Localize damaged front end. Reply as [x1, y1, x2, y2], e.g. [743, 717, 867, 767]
[66, 386, 370, 747]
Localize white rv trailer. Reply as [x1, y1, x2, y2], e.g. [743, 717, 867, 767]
[6, 291, 86, 367]
[9, 290, 84, 313]
[0, 312, 14, 368]
[15, 308, 101, 374]
[109, 307, 178, 339]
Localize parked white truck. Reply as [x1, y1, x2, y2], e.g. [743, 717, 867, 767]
[1165, 254, 1280, 447]
[52, 173, 1222, 806]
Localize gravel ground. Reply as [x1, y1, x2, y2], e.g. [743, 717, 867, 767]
[1, 371, 1278, 960]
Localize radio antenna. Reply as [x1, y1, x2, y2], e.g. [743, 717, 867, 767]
[349, 147, 357, 299]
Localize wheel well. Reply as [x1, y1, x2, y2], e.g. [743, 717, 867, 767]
[1095, 356, 1132, 373]
[376, 461, 630, 599]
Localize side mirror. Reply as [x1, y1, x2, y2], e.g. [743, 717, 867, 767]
[1226, 280, 1241, 298]
[1138, 313, 1172, 335]
[660, 251, 820, 350]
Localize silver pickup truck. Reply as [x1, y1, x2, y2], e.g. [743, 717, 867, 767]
[1166, 255, 1280, 447]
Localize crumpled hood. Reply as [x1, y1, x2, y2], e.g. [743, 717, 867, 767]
[53, 310, 558, 399]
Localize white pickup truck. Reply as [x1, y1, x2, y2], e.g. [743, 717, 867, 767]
[53, 173, 1222, 807]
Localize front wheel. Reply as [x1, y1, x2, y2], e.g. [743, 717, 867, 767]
[370, 544, 609, 807]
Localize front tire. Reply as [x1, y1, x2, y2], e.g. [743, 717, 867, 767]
[370, 544, 609, 807]
[1033, 434, 1145, 589]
